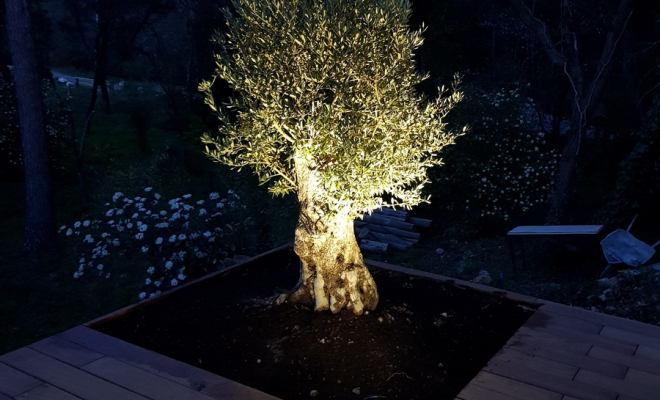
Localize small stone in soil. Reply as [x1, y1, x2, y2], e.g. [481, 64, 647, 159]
[352, 387, 361, 395]
[276, 293, 288, 305]
[310, 389, 318, 397]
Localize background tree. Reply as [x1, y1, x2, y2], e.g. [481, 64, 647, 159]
[510, 0, 634, 223]
[49, 0, 174, 155]
[43, 0, 175, 208]
[138, 0, 227, 163]
[4, 0, 56, 254]
[202, 0, 462, 315]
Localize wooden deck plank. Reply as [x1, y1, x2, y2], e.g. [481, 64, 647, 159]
[509, 326, 593, 355]
[82, 357, 218, 400]
[525, 310, 603, 334]
[14, 384, 83, 400]
[470, 371, 562, 400]
[506, 338, 627, 378]
[589, 346, 659, 376]
[635, 345, 660, 362]
[484, 363, 617, 400]
[574, 369, 659, 400]
[623, 368, 660, 391]
[457, 383, 526, 400]
[28, 336, 104, 367]
[0, 362, 43, 397]
[600, 326, 660, 350]
[58, 326, 279, 400]
[0, 348, 149, 400]
[539, 302, 660, 339]
[600, 320, 660, 340]
[530, 324, 636, 355]
[487, 349, 579, 380]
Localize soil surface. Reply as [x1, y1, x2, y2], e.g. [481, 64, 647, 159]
[94, 248, 533, 400]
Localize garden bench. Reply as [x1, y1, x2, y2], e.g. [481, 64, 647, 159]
[507, 225, 604, 269]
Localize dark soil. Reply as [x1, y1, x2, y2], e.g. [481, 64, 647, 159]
[94, 248, 534, 400]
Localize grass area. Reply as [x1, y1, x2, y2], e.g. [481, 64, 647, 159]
[0, 82, 297, 355]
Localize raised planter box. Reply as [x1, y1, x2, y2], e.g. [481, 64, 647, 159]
[82, 244, 534, 400]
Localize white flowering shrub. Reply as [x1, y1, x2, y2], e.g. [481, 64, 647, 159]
[60, 188, 245, 300]
[431, 83, 558, 234]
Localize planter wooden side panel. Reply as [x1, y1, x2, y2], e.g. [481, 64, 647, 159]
[85, 243, 294, 328]
[364, 258, 540, 306]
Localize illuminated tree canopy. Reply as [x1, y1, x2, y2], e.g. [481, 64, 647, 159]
[202, 0, 462, 217]
[201, 0, 463, 315]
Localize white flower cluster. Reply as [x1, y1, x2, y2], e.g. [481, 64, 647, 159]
[471, 87, 558, 221]
[60, 188, 243, 300]
[435, 84, 559, 228]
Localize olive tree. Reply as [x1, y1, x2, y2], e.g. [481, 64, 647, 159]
[201, 0, 462, 315]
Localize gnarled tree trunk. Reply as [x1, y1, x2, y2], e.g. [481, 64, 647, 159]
[289, 155, 378, 315]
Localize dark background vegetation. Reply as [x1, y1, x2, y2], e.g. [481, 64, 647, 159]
[1, 0, 659, 353]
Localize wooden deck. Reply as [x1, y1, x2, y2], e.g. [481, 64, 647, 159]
[2, 256, 660, 399]
[0, 326, 278, 400]
[455, 301, 660, 400]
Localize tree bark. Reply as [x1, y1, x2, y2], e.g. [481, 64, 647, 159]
[100, 78, 111, 114]
[91, 17, 110, 114]
[546, 112, 581, 224]
[4, 0, 56, 254]
[289, 155, 378, 315]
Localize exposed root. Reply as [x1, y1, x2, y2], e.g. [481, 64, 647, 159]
[288, 260, 378, 315]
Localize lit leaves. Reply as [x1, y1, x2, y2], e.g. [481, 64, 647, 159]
[201, 0, 463, 216]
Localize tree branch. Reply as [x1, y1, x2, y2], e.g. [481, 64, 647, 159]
[510, 0, 566, 65]
[583, 0, 634, 116]
[105, 7, 162, 76]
